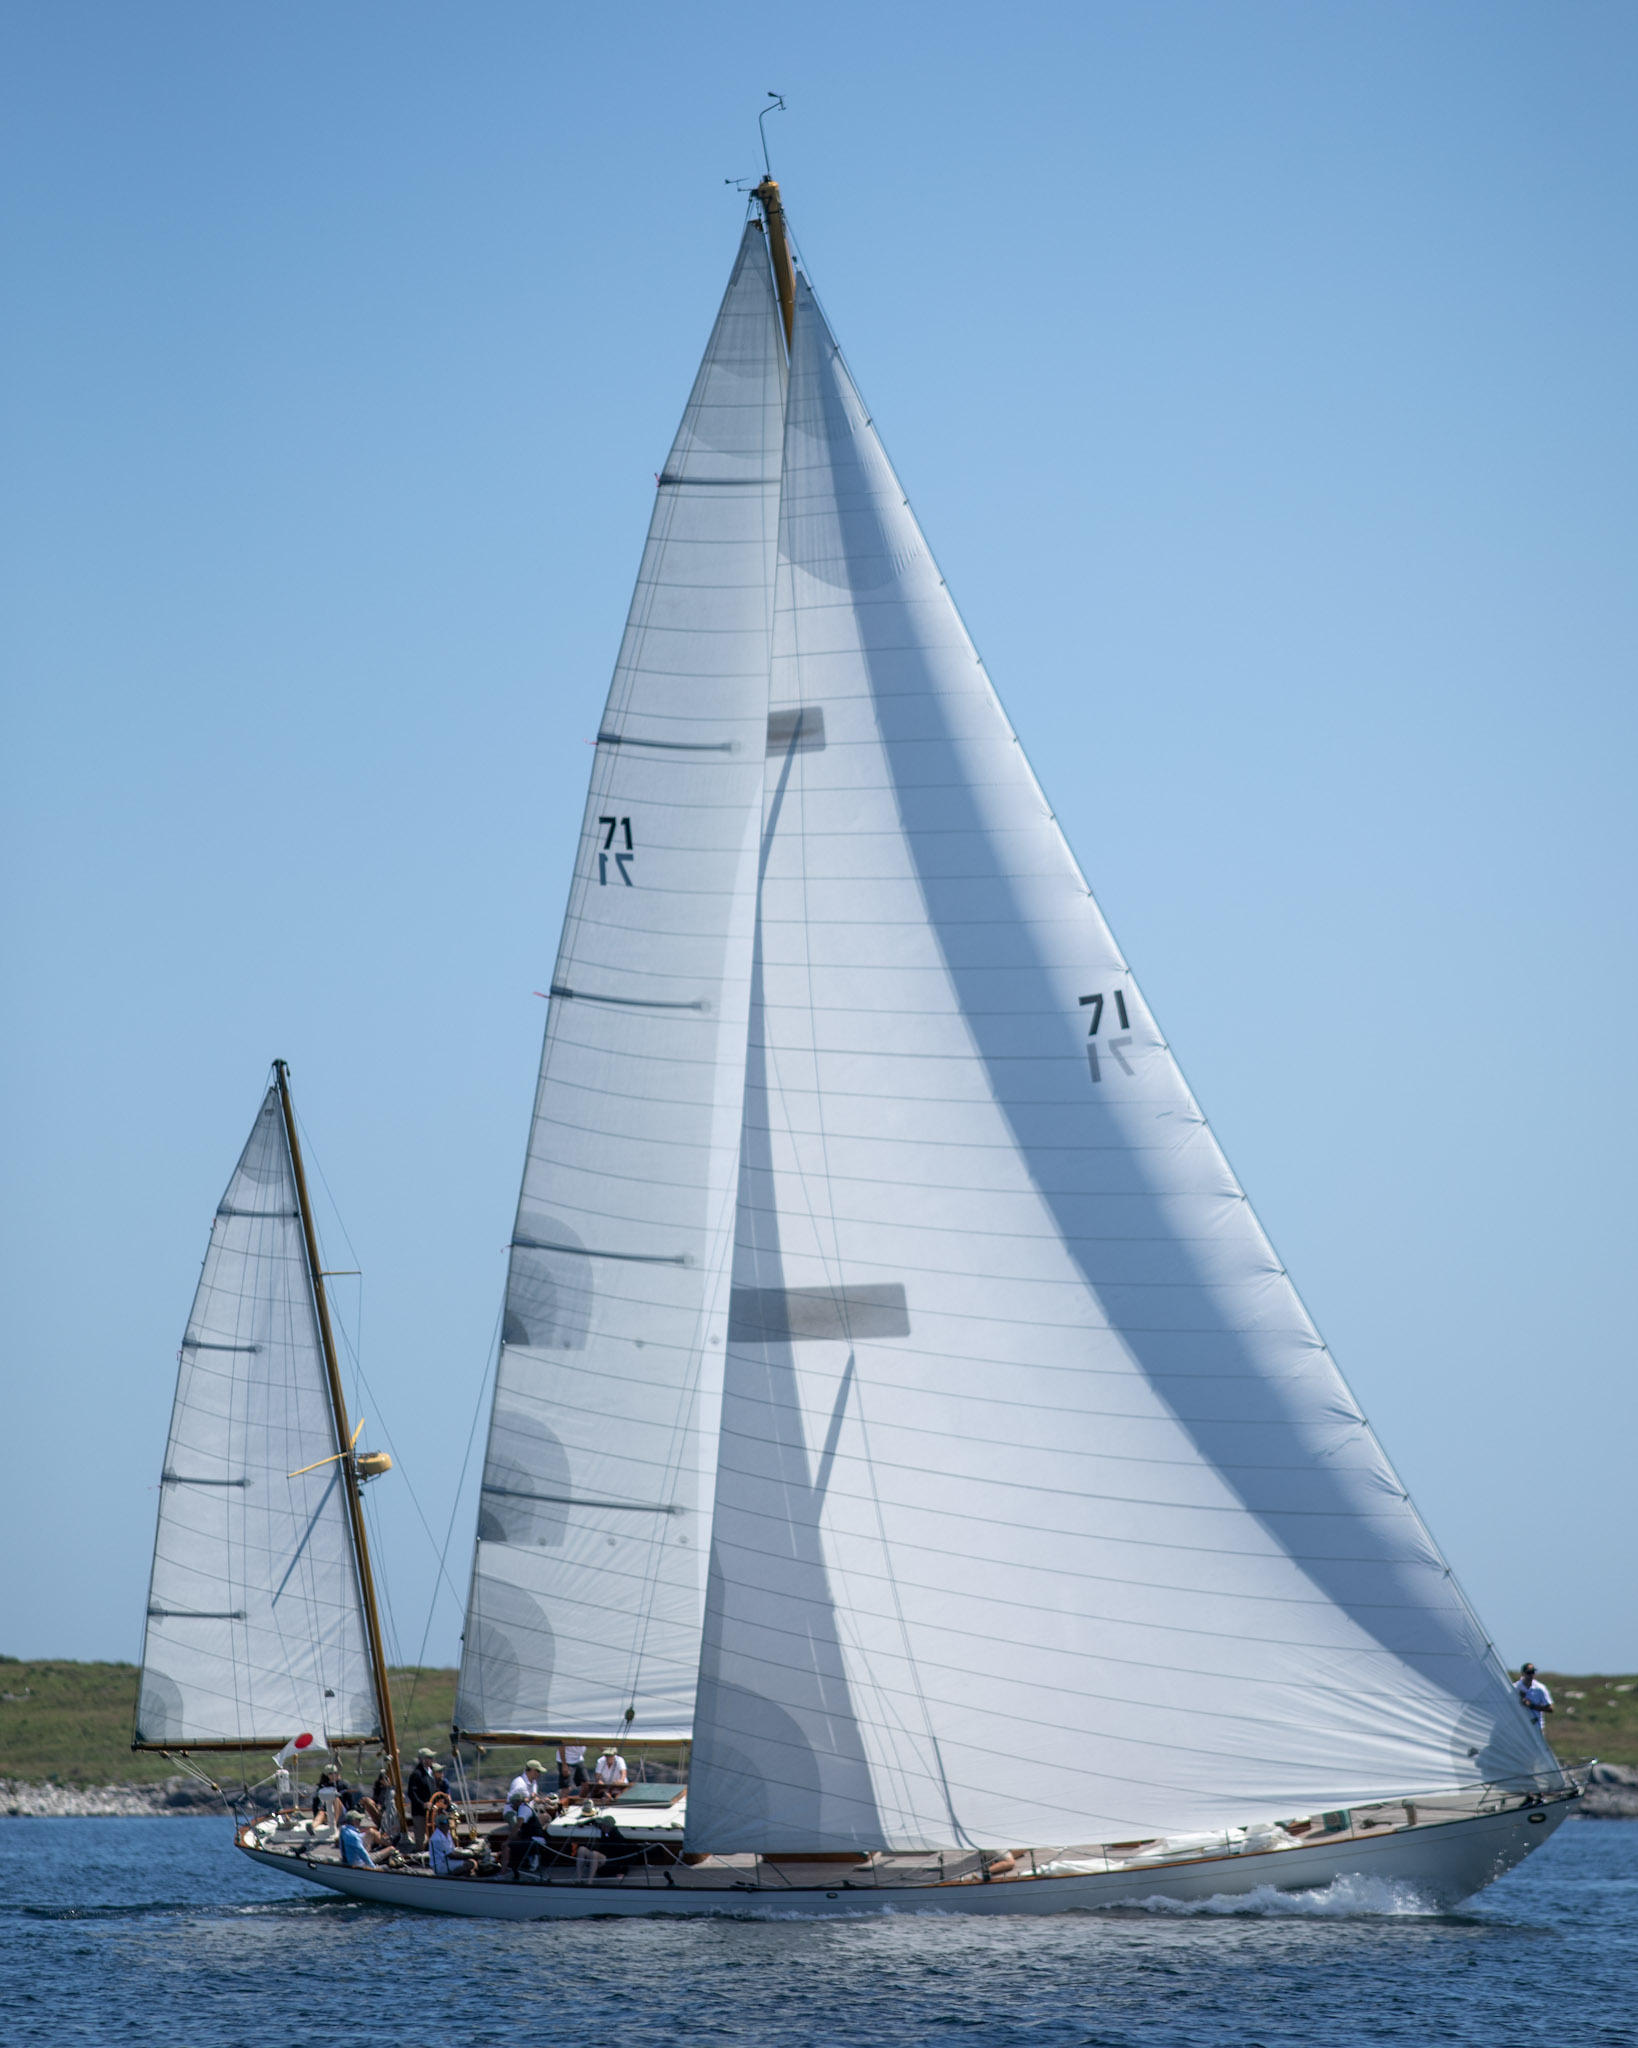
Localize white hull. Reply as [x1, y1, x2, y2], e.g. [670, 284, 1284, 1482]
[241, 1797, 1570, 1920]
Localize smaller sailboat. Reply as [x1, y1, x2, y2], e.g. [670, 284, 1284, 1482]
[134, 1063, 407, 1836]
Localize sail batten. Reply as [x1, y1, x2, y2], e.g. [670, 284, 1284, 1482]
[454, 222, 786, 1743]
[136, 1086, 377, 1750]
[682, 272, 1546, 1854]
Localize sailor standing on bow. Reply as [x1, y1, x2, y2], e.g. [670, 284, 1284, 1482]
[1515, 1664, 1555, 1732]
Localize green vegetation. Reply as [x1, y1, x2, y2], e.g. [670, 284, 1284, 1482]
[0, 1660, 459, 1788]
[1536, 1671, 1638, 1767]
[3, 1659, 1634, 1785]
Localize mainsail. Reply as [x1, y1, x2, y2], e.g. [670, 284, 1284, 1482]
[454, 223, 787, 1740]
[683, 270, 1550, 1851]
[459, 205, 1549, 1848]
[137, 1085, 378, 1748]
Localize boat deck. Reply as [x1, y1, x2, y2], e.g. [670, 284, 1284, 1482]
[243, 1777, 1580, 1898]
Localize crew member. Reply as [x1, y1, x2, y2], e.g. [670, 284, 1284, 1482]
[406, 1748, 439, 1849]
[371, 1767, 397, 1836]
[507, 1758, 547, 1807]
[338, 1809, 389, 1870]
[312, 1769, 343, 1829]
[506, 1794, 551, 1878]
[1515, 1664, 1555, 1732]
[429, 1808, 477, 1878]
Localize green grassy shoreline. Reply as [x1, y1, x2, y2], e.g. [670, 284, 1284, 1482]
[3, 1658, 1635, 1783]
[0, 1659, 460, 1787]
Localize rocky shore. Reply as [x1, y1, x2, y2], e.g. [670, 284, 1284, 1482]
[1579, 1763, 1638, 1818]
[1, 1776, 227, 1818]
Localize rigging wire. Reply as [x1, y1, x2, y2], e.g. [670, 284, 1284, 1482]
[292, 1105, 499, 1646]
[400, 1299, 503, 1742]
[293, 1103, 491, 1749]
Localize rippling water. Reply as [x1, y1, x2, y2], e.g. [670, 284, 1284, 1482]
[3, 1817, 1634, 2046]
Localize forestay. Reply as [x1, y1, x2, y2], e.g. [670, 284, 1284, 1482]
[455, 223, 786, 1741]
[137, 1087, 377, 1748]
[685, 275, 1552, 1853]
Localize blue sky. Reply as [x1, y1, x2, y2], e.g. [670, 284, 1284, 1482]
[2, 0, 1633, 1674]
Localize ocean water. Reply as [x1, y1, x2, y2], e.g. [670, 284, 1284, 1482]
[2, 1817, 1634, 2047]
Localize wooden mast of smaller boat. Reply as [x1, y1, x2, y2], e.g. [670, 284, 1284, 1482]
[273, 1060, 407, 1834]
[752, 177, 795, 351]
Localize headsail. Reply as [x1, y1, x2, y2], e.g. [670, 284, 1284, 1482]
[136, 1086, 377, 1748]
[685, 273, 1550, 1852]
[455, 222, 786, 1741]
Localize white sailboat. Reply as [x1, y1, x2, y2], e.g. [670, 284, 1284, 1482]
[136, 1065, 407, 1833]
[175, 180, 1579, 1915]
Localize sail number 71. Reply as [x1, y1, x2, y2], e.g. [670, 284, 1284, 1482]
[1080, 990, 1132, 1084]
[597, 816, 635, 886]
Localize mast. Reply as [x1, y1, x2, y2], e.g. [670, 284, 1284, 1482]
[752, 178, 795, 352]
[273, 1060, 406, 1832]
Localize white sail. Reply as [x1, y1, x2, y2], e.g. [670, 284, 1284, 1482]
[136, 1087, 377, 1748]
[685, 274, 1550, 1853]
[455, 223, 786, 1741]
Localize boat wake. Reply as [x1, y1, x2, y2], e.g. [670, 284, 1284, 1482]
[1125, 1873, 1438, 1919]
[8, 1893, 345, 1923]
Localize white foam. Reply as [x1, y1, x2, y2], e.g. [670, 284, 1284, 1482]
[1128, 1872, 1437, 1918]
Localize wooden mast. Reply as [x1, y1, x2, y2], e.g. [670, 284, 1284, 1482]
[273, 1060, 407, 1834]
[752, 177, 795, 352]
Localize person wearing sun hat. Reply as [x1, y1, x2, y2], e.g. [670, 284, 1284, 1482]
[592, 1746, 628, 1799]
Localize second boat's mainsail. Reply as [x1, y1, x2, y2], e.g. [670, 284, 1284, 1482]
[458, 207, 1553, 1849]
[136, 1085, 380, 1750]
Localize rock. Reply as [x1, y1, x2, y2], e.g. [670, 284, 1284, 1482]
[0, 1778, 229, 1818]
[1578, 1763, 1638, 1820]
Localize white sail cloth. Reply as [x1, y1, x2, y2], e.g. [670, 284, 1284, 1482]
[137, 1087, 376, 1748]
[684, 275, 1552, 1852]
[455, 223, 787, 1740]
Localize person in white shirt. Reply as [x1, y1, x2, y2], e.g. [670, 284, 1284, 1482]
[557, 1743, 588, 1793]
[593, 1747, 628, 1798]
[1515, 1664, 1554, 1732]
[312, 1770, 343, 1829]
[507, 1759, 546, 1807]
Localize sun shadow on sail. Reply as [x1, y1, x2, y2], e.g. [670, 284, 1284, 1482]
[689, 930, 885, 1853]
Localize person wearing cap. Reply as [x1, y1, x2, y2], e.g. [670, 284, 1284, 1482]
[592, 1746, 628, 1798]
[428, 1807, 477, 1879]
[406, 1748, 439, 1849]
[1515, 1664, 1555, 1733]
[507, 1758, 547, 1808]
[338, 1809, 390, 1870]
[504, 1787, 555, 1878]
